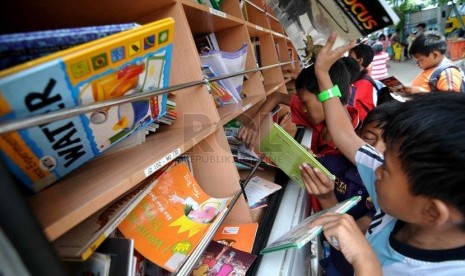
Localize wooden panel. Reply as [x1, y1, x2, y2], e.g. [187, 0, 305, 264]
[219, 95, 265, 125]
[267, 14, 284, 34]
[220, 0, 243, 19]
[265, 81, 287, 95]
[29, 123, 218, 240]
[245, 2, 268, 28]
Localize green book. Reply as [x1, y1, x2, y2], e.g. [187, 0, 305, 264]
[260, 123, 336, 188]
[260, 196, 361, 254]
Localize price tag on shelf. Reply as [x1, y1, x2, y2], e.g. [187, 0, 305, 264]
[144, 148, 181, 176]
[243, 103, 252, 112]
[209, 8, 226, 18]
[256, 25, 264, 31]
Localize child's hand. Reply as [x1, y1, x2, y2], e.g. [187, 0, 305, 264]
[309, 213, 382, 275]
[300, 163, 335, 202]
[315, 32, 356, 74]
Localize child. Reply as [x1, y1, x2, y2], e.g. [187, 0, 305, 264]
[308, 32, 465, 275]
[406, 33, 463, 93]
[301, 102, 400, 276]
[369, 44, 389, 80]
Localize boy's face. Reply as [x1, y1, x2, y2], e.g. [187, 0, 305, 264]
[413, 52, 440, 70]
[297, 88, 325, 125]
[360, 121, 385, 154]
[374, 147, 426, 221]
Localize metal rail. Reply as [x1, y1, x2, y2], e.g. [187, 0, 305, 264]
[0, 61, 295, 135]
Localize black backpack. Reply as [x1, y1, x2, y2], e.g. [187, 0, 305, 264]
[429, 64, 465, 93]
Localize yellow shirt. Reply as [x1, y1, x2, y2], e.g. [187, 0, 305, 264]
[412, 59, 463, 92]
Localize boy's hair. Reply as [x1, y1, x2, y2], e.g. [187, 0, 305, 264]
[416, 22, 426, 29]
[383, 92, 465, 229]
[296, 58, 358, 105]
[373, 43, 383, 55]
[351, 44, 375, 68]
[341, 56, 360, 84]
[360, 101, 401, 132]
[409, 33, 447, 56]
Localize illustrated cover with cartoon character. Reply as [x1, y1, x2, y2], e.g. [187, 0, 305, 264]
[0, 18, 174, 192]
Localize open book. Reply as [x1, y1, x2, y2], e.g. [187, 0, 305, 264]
[264, 0, 399, 66]
[260, 123, 335, 188]
[260, 196, 361, 254]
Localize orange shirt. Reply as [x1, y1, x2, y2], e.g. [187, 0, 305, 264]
[411, 59, 463, 92]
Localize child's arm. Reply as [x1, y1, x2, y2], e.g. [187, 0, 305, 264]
[238, 92, 291, 147]
[310, 213, 382, 276]
[314, 33, 365, 164]
[300, 163, 338, 209]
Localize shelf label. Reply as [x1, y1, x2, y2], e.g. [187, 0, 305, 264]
[243, 103, 252, 112]
[255, 25, 264, 31]
[144, 148, 181, 176]
[209, 8, 226, 18]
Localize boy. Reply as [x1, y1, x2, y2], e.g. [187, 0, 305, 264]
[406, 33, 463, 93]
[307, 32, 465, 275]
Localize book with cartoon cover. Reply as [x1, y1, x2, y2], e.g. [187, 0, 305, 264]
[260, 196, 361, 254]
[118, 162, 232, 272]
[212, 222, 259, 253]
[260, 123, 336, 189]
[0, 18, 174, 192]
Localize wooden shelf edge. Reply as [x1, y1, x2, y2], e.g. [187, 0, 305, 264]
[30, 123, 219, 241]
[265, 81, 286, 95]
[181, 0, 243, 25]
[219, 95, 265, 125]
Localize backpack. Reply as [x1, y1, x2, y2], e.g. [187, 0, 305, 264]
[429, 64, 465, 93]
[348, 74, 388, 108]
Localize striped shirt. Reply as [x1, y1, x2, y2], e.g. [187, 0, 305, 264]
[355, 144, 465, 275]
[370, 52, 390, 80]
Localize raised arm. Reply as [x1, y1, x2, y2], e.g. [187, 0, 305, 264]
[314, 33, 365, 164]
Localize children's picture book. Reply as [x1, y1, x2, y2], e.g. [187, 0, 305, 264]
[244, 176, 281, 207]
[191, 240, 257, 276]
[201, 65, 237, 106]
[0, 23, 140, 70]
[260, 123, 335, 188]
[0, 18, 174, 192]
[264, 0, 399, 66]
[260, 196, 361, 254]
[212, 223, 259, 253]
[379, 75, 404, 92]
[118, 162, 232, 272]
[53, 165, 169, 261]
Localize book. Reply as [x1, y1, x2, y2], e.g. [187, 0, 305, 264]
[260, 196, 361, 254]
[53, 166, 170, 261]
[0, 23, 140, 70]
[118, 162, 232, 272]
[244, 176, 281, 206]
[264, 0, 399, 66]
[260, 123, 335, 188]
[250, 197, 268, 210]
[379, 75, 404, 92]
[213, 223, 259, 253]
[96, 237, 134, 276]
[201, 64, 237, 105]
[64, 252, 111, 276]
[191, 240, 257, 276]
[0, 18, 174, 192]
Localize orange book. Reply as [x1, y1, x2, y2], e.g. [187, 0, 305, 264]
[212, 223, 258, 253]
[118, 162, 231, 272]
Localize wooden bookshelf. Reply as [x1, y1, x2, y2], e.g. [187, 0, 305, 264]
[0, 0, 302, 273]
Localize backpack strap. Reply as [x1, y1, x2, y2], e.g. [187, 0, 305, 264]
[360, 74, 381, 94]
[429, 64, 461, 92]
[348, 85, 357, 106]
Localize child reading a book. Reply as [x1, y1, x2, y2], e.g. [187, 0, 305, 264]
[404, 33, 463, 93]
[306, 32, 465, 275]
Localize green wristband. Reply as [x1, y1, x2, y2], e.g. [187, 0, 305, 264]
[317, 85, 342, 103]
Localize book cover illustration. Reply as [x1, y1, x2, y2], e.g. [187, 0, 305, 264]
[118, 162, 232, 272]
[0, 23, 140, 70]
[260, 123, 335, 188]
[379, 75, 404, 92]
[191, 240, 256, 276]
[0, 18, 174, 192]
[260, 196, 361, 254]
[264, 0, 399, 66]
[213, 223, 259, 253]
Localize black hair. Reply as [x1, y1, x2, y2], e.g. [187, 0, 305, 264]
[382, 92, 465, 229]
[341, 56, 360, 84]
[296, 58, 356, 105]
[416, 22, 426, 29]
[373, 43, 383, 55]
[360, 101, 401, 132]
[409, 33, 447, 56]
[378, 33, 386, 40]
[351, 44, 375, 69]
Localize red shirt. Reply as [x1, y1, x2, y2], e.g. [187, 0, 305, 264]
[290, 95, 360, 154]
[353, 77, 376, 122]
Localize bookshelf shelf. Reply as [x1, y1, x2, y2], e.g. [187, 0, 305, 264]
[265, 82, 287, 95]
[219, 95, 265, 125]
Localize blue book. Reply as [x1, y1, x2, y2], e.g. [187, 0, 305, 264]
[0, 23, 140, 70]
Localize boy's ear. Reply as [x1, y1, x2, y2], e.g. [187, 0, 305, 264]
[424, 199, 450, 226]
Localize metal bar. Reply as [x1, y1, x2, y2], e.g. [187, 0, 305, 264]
[0, 61, 296, 135]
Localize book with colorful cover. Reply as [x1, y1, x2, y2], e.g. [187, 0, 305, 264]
[0, 23, 141, 70]
[0, 18, 174, 192]
[191, 240, 256, 276]
[212, 223, 259, 253]
[260, 196, 361, 254]
[260, 123, 335, 188]
[264, 0, 399, 66]
[118, 162, 232, 272]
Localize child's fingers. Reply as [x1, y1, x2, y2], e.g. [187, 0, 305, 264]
[307, 212, 342, 228]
